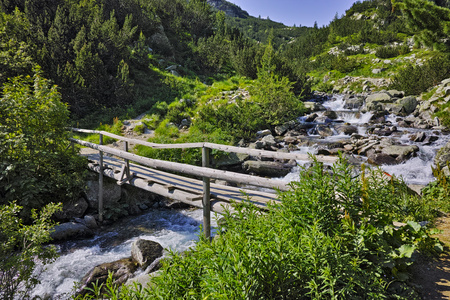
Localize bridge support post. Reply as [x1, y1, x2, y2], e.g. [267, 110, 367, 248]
[99, 134, 104, 223]
[202, 147, 211, 240]
[124, 141, 130, 178]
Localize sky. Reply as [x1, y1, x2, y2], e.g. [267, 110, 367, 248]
[228, 0, 358, 27]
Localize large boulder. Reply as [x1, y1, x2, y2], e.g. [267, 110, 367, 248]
[382, 145, 419, 158]
[396, 96, 418, 115]
[131, 239, 164, 270]
[343, 95, 364, 109]
[334, 124, 358, 135]
[367, 153, 398, 165]
[54, 197, 89, 221]
[77, 258, 139, 296]
[50, 222, 93, 241]
[243, 160, 293, 177]
[366, 92, 393, 103]
[212, 152, 250, 168]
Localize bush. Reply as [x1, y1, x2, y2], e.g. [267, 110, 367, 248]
[0, 71, 86, 220]
[375, 44, 410, 58]
[0, 202, 61, 300]
[390, 53, 450, 95]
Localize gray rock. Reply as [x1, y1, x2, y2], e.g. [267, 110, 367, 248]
[261, 135, 277, 148]
[303, 102, 325, 112]
[316, 125, 333, 137]
[366, 92, 393, 103]
[213, 152, 249, 168]
[367, 153, 397, 165]
[334, 124, 358, 135]
[387, 90, 404, 98]
[77, 258, 139, 296]
[372, 68, 386, 74]
[344, 95, 364, 109]
[274, 123, 291, 136]
[256, 129, 272, 137]
[54, 197, 88, 221]
[83, 215, 98, 229]
[243, 160, 292, 177]
[323, 110, 338, 119]
[382, 145, 419, 158]
[51, 222, 93, 241]
[396, 96, 418, 114]
[131, 239, 164, 269]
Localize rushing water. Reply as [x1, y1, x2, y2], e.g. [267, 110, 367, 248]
[31, 94, 448, 299]
[286, 95, 450, 186]
[31, 209, 218, 299]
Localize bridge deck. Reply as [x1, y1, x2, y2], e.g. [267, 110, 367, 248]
[83, 152, 282, 213]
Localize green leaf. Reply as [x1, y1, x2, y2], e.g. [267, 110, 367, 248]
[398, 244, 415, 258]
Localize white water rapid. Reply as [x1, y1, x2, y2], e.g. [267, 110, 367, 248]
[31, 209, 218, 299]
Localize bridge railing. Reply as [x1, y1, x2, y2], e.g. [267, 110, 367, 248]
[69, 128, 337, 238]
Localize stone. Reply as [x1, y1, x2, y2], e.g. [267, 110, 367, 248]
[212, 152, 249, 168]
[396, 96, 418, 114]
[256, 129, 272, 137]
[261, 135, 277, 148]
[387, 90, 404, 98]
[366, 92, 393, 103]
[303, 102, 325, 112]
[382, 145, 419, 158]
[335, 124, 358, 135]
[372, 68, 386, 74]
[316, 125, 333, 137]
[367, 153, 397, 165]
[131, 239, 164, 269]
[83, 215, 98, 229]
[323, 110, 338, 119]
[343, 95, 364, 109]
[304, 113, 318, 122]
[50, 222, 93, 241]
[54, 197, 89, 221]
[77, 258, 139, 296]
[243, 160, 292, 177]
[274, 123, 291, 136]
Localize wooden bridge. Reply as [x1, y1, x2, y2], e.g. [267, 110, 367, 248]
[70, 128, 338, 238]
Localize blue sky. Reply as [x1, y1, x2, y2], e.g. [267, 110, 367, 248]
[228, 0, 358, 27]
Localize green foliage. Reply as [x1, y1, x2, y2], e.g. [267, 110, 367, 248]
[102, 157, 441, 299]
[0, 71, 86, 220]
[390, 53, 450, 95]
[396, 0, 450, 51]
[435, 102, 450, 127]
[422, 163, 450, 213]
[0, 202, 61, 300]
[375, 44, 411, 58]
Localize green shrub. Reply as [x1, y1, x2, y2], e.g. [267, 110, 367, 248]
[390, 53, 450, 95]
[375, 44, 410, 58]
[0, 202, 61, 300]
[0, 71, 86, 220]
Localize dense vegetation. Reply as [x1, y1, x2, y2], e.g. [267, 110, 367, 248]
[76, 158, 447, 300]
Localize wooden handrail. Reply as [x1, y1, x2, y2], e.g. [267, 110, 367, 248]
[70, 138, 290, 191]
[69, 127, 338, 163]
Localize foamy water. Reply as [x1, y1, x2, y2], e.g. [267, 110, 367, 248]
[31, 209, 218, 299]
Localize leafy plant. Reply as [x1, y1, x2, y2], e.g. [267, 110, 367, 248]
[0, 71, 86, 220]
[0, 202, 61, 300]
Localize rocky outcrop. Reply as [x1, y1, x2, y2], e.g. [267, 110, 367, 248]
[207, 0, 250, 18]
[435, 141, 450, 176]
